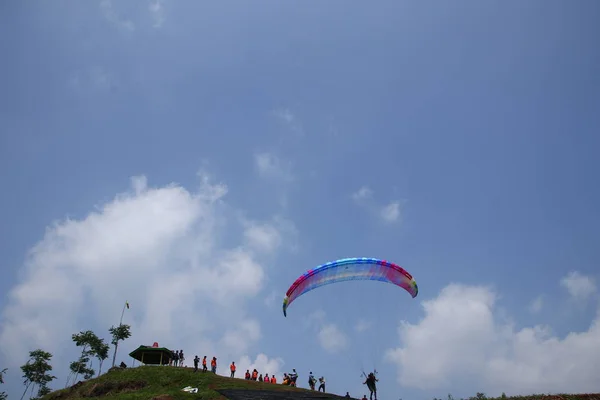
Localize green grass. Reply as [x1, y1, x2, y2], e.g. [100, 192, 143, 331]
[41, 366, 600, 400]
[41, 366, 323, 400]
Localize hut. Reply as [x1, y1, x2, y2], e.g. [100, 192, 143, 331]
[129, 342, 173, 365]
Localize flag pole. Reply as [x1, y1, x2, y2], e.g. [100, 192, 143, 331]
[112, 300, 129, 368]
[119, 301, 127, 326]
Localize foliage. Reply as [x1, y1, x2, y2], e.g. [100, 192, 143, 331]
[20, 349, 56, 400]
[65, 331, 101, 387]
[0, 367, 7, 400]
[108, 324, 132, 368]
[90, 337, 110, 376]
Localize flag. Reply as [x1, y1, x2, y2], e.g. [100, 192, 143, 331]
[126, 301, 130, 309]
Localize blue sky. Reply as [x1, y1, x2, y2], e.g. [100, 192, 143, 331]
[1, 1, 600, 399]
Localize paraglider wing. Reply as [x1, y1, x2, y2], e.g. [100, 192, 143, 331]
[282, 257, 418, 317]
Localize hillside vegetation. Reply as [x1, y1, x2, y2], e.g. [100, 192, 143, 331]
[40, 366, 600, 400]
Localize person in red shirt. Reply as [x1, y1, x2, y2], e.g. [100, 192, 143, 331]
[264, 374, 270, 383]
[230, 362, 236, 378]
[270, 375, 277, 384]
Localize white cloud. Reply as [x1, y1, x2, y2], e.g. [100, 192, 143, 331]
[274, 108, 295, 125]
[220, 319, 261, 355]
[237, 353, 284, 380]
[529, 295, 543, 313]
[0, 171, 288, 380]
[149, 0, 165, 28]
[100, 0, 134, 31]
[264, 290, 279, 308]
[352, 186, 373, 202]
[254, 153, 293, 182]
[306, 309, 326, 325]
[318, 323, 348, 353]
[243, 222, 282, 254]
[354, 319, 371, 333]
[69, 67, 114, 93]
[272, 107, 303, 135]
[303, 310, 348, 353]
[380, 201, 401, 223]
[560, 271, 597, 301]
[351, 187, 404, 224]
[385, 284, 600, 397]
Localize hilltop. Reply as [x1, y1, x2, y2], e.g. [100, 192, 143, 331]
[39, 366, 600, 400]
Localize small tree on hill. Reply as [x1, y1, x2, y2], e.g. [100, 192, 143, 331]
[109, 324, 131, 367]
[35, 385, 51, 399]
[1, 368, 7, 400]
[20, 349, 56, 400]
[65, 330, 101, 387]
[90, 336, 110, 376]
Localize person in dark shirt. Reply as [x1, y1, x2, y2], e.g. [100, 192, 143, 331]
[363, 372, 378, 400]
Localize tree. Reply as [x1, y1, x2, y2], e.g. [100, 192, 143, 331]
[35, 385, 51, 398]
[20, 349, 56, 400]
[66, 330, 101, 387]
[1, 368, 7, 400]
[109, 324, 131, 367]
[90, 336, 110, 376]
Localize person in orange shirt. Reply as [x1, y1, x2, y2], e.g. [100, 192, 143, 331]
[211, 357, 217, 373]
[245, 370, 251, 380]
[251, 369, 258, 380]
[230, 362, 236, 378]
[270, 374, 277, 384]
[202, 356, 207, 372]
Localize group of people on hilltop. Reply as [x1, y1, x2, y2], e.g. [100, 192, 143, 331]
[243, 368, 277, 383]
[169, 350, 185, 367]
[191, 355, 218, 373]
[168, 350, 378, 400]
[241, 367, 326, 392]
[307, 371, 326, 392]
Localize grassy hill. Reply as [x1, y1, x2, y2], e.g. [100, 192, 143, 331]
[40, 366, 600, 400]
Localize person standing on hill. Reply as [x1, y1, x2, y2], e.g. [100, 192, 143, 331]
[211, 357, 217, 373]
[179, 350, 184, 367]
[270, 374, 277, 384]
[173, 351, 179, 367]
[289, 369, 298, 387]
[230, 362, 236, 378]
[308, 372, 316, 390]
[264, 374, 270, 383]
[202, 356, 207, 372]
[318, 376, 326, 392]
[193, 356, 199, 372]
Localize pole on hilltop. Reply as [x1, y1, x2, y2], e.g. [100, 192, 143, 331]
[111, 300, 129, 368]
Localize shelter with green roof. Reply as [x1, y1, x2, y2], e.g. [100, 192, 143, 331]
[129, 343, 173, 365]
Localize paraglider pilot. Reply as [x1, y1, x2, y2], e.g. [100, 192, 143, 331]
[363, 372, 378, 400]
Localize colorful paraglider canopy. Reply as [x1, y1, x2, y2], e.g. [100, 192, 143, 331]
[282, 257, 418, 317]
